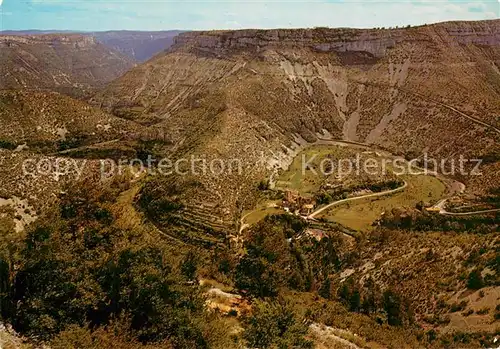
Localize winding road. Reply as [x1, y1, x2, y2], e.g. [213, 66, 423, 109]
[442, 209, 500, 216]
[243, 137, 497, 232]
[432, 199, 500, 216]
[238, 211, 253, 234]
[308, 181, 408, 219]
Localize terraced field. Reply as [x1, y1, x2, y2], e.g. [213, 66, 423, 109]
[164, 202, 235, 247]
[241, 200, 284, 231]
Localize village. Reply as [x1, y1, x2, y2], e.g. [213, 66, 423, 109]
[281, 189, 317, 217]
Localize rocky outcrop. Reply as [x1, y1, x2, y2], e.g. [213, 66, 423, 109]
[439, 20, 500, 46]
[172, 19, 500, 58]
[0, 34, 97, 48]
[173, 28, 400, 57]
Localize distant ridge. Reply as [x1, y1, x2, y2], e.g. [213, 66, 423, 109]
[0, 33, 135, 94]
[0, 30, 186, 61]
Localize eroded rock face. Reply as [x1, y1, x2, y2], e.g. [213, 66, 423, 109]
[172, 20, 500, 58]
[442, 20, 500, 45]
[0, 34, 97, 48]
[173, 28, 399, 57]
[0, 34, 135, 93]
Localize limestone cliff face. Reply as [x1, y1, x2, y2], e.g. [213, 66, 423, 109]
[172, 19, 500, 58]
[440, 20, 500, 45]
[173, 28, 400, 57]
[0, 34, 97, 48]
[0, 34, 134, 92]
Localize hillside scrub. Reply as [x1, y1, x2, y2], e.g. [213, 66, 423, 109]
[0, 180, 233, 348]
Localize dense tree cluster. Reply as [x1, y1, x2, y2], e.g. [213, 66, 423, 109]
[333, 277, 414, 327]
[243, 299, 313, 349]
[0, 180, 231, 348]
[234, 215, 342, 298]
[316, 180, 404, 204]
[232, 214, 415, 330]
[381, 208, 499, 234]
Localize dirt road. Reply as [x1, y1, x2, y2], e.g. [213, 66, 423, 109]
[308, 181, 408, 219]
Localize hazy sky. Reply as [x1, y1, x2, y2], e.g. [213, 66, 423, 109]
[1, 0, 498, 31]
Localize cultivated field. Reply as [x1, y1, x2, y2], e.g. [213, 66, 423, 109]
[318, 174, 446, 231]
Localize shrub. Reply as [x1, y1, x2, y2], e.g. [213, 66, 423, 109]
[476, 307, 490, 315]
[316, 192, 332, 205]
[450, 300, 468, 313]
[243, 299, 313, 349]
[494, 305, 500, 320]
[257, 180, 270, 191]
[467, 270, 484, 290]
[0, 140, 16, 150]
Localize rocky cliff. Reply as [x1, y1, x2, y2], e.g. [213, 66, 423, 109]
[172, 20, 500, 58]
[0, 33, 135, 94]
[440, 20, 500, 45]
[0, 34, 97, 48]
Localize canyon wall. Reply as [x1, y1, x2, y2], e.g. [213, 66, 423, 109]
[172, 20, 500, 57]
[0, 34, 97, 48]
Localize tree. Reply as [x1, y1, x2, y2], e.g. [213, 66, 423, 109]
[319, 277, 332, 299]
[416, 201, 424, 211]
[316, 192, 332, 205]
[467, 270, 484, 290]
[181, 250, 199, 281]
[243, 299, 313, 349]
[338, 278, 356, 306]
[361, 277, 378, 315]
[382, 289, 413, 327]
[235, 253, 282, 298]
[349, 290, 361, 312]
[235, 215, 303, 297]
[258, 180, 270, 191]
[0, 257, 12, 319]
